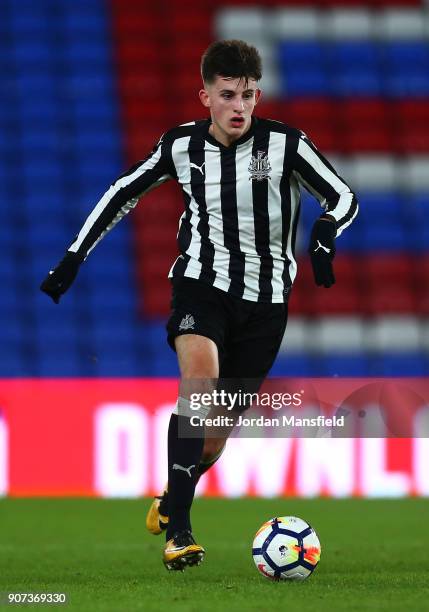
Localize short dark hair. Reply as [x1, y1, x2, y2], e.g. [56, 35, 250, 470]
[201, 39, 262, 85]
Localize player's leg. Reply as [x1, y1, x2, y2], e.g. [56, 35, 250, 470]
[145, 434, 227, 537]
[146, 431, 231, 537]
[162, 333, 222, 569]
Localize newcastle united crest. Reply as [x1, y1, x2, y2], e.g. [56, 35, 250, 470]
[248, 150, 272, 181]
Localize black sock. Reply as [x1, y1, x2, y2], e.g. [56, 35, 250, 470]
[166, 413, 204, 540]
[196, 444, 226, 481]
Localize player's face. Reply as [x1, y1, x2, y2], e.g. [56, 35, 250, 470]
[199, 76, 261, 147]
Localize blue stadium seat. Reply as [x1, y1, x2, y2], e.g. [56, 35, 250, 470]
[335, 224, 362, 252]
[72, 99, 116, 122]
[0, 321, 26, 345]
[0, 288, 20, 310]
[384, 71, 429, 97]
[12, 40, 52, 64]
[358, 192, 402, 222]
[278, 42, 326, 66]
[281, 70, 329, 97]
[332, 69, 381, 97]
[37, 350, 83, 377]
[382, 42, 429, 69]
[63, 13, 106, 31]
[413, 224, 429, 251]
[405, 194, 428, 230]
[64, 42, 108, 64]
[329, 42, 379, 68]
[92, 353, 141, 377]
[270, 354, 320, 377]
[322, 355, 370, 377]
[360, 225, 407, 251]
[151, 350, 180, 377]
[0, 350, 26, 376]
[374, 354, 428, 377]
[15, 73, 55, 96]
[19, 99, 58, 121]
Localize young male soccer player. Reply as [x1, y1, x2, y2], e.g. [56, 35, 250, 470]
[41, 40, 358, 570]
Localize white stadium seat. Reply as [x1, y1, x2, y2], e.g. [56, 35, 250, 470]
[215, 9, 267, 47]
[268, 9, 321, 40]
[347, 157, 399, 191]
[311, 317, 365, 353]
[400, 157, 429, 190]
[365, 317, 422, 352]
[281, 317, 310, 352]
[322, 9, 373, 40]
[375, 9, 426, 40]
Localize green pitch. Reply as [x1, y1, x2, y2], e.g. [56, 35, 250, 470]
[1, 498, 428, 611]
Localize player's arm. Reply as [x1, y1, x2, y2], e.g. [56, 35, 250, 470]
[293, 132, 359, 288]
[40, 135, 173, 303]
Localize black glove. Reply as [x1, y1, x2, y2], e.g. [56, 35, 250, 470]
[309, 218, 336, 288]
[40, 251, 83, 303]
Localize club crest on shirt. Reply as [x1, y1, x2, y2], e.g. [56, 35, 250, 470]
[179, 314, 195, 331]
[248, 151, 272, 181]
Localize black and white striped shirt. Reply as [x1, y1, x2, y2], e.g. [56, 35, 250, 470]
[69, 117, 358, 303]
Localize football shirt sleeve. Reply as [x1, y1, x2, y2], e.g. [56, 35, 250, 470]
[293, 132, 358, 237]
[67, 134, 173, 259]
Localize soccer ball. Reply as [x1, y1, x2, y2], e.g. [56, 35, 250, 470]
[252, 516, 321, 581]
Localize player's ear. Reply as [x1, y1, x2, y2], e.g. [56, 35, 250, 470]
[199, 88, 211, 108]
[254, 88, 262, 105]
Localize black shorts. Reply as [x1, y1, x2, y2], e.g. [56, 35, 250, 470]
[166, 277, 289, 381]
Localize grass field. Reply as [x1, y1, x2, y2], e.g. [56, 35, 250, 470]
[1, 498, 428, 611]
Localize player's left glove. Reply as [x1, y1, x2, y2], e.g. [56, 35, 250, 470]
[40, 251, 83, 303]
[309, 217, 336, 288]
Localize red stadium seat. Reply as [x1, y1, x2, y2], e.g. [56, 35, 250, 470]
[340, 100, 392, 129]
[257, 101, 283, 121]
[118, 41, 159, 64]
[283, 98, 335, 124]
[364, 284, 417, 315]
[362, 255, 414, 287]
[308, 285, 362, 315]
[396, 124, 429, 154]
[394, 100, 429, 124]
[331, 255, 359, 285]
[341, 126, 394, 153]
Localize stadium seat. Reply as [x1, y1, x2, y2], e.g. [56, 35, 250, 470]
[375, 354, 428, 376]
[342, 125, 393, 153]
[396, 124, 429, 153]
[376, 11, 426, 40]
[270, 354, 319, 377]
[269, 9, 320, 39]
[215, 8, 266, 43]
[308, 286, 362, 315]
[384, 70, 429, 97]
[278, 42, 327, 67]
[322, 355, 370, 377]
[312, 318, 365, 352]
[364, 284, 417, 314]
[357, 192, 402, 223]
[365, 317, 422, 353]
[328, 42, 379, 67]
[37, 351, 83, 377]
[332, 69, 381, 97]
[323, 9, 372, 39]
[362, 255, 414, 287]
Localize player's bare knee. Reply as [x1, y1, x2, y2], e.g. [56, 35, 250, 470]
[175, 334, 219, 380]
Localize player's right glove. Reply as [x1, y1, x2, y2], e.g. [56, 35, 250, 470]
[40, 251, 83, 304]
[309, 217, 336, 288]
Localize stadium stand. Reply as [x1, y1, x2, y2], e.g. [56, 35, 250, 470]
[0, 0, 427, 376]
